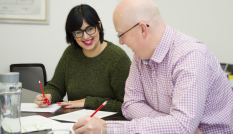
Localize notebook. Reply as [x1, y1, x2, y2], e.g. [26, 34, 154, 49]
[21, 103, 62, 113]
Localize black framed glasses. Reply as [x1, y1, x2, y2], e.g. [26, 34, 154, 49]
[117, 23, 149, 40]
[72, 26, 96, 38]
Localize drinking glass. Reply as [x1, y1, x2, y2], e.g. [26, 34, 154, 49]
[101, 123, 125, 134]
[47, 130, 73, 134]
[0, 84, 22, 134]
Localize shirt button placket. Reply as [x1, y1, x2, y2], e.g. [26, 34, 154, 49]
[153, 70, 158, 111]
[153, 71, 156, 92]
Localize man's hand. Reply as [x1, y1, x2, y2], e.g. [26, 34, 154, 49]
[195, 127, 203, 134]
[73, 116, 106, 134]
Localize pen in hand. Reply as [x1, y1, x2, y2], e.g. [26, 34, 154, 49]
[38, 80, 51, 105]
[90, 100, 108, 117]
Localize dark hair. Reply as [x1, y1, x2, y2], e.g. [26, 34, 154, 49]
[65, 4, 104, 49]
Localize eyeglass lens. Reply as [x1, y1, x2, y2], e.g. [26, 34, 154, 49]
[73, 26, 96, 38]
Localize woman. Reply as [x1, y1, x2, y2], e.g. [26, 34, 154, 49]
[34, 4, 131, 114]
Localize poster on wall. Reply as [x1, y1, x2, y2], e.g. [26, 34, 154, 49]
[0, 0, 49, 24]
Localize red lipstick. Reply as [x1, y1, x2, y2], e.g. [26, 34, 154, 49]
[82, 38, 94, 45]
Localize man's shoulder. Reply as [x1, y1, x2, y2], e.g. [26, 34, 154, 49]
[172, 32, 208, 57]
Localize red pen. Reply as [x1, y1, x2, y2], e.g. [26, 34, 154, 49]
[38, 80, 50, 105]
[39, 81, 45, 97]
[90, 100, 108, 117]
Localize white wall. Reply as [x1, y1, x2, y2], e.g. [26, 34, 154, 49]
[0, 0, 133, 80]
[155, 0, 233, 64]
[0, 0, 233, 81]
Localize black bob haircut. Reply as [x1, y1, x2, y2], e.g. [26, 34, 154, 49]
[65, 4, 104, 50]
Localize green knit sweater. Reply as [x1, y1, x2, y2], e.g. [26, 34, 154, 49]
[44, 41, 131, 114]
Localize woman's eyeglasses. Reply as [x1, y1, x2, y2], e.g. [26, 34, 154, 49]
[72, 26, 96, 38]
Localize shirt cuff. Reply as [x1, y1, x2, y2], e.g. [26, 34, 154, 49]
[106, 120, 134, 134]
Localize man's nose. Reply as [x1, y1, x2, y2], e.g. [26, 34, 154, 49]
[119, 39, 124, 45]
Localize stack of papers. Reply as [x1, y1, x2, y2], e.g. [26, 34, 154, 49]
[21, 103, 62, 113]
[52, 122, 75, 133]
[21, 115, 60, 133]
[50, 109, 117, 122]
[20, 105, 117, 133]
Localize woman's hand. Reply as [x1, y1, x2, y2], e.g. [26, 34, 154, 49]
[34, 94, 52, 108]
[57, 98, 86, 108]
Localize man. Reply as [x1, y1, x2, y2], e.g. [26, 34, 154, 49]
[73, 0, 233, 133]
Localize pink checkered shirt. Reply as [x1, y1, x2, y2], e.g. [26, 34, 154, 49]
[107, 25, 233, 133]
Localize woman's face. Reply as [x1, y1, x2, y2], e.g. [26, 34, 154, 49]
[74, 20, 100, 52]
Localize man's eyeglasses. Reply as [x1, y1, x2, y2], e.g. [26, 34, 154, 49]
[117, 23, 149, 40]
[72, 26, 96, 38]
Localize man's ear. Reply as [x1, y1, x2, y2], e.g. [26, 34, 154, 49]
[139, 22, 148, 38]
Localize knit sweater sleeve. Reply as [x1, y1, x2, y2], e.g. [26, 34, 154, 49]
[84, 52, 131, 115]
[43, 48, 68, 103]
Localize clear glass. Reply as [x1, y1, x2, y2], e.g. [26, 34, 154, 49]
[72, 26, 96, 38]
[101, 123, 125, 134]
[47, 130, 73, 134]
[0, 82, 22, 134]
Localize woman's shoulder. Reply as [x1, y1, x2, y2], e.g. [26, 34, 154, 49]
[63, 45, 81, 55]
[105, 40, 128, 57]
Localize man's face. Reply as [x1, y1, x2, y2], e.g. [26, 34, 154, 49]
[114, 21, 145, 59]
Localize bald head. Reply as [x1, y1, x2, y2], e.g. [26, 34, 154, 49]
[113, 0, 166, 60]
[113, 0, 163, 29]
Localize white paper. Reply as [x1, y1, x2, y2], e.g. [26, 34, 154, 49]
[21, 103, 62, 113]
[2, 117, 21, 133]
[21, 115, 60, 133]
[52, 122, 75, 134]
[50, 109, 117, 122]
[3, 109, 11, 116]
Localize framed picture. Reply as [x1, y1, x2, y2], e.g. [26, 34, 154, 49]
[0, 0, 49, 25]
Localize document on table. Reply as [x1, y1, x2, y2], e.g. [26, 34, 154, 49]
[21, 115, 60, 133]
[21, 103, 62, 113]
[50, 109, 117, 122]
[52, 122, 75, 134]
